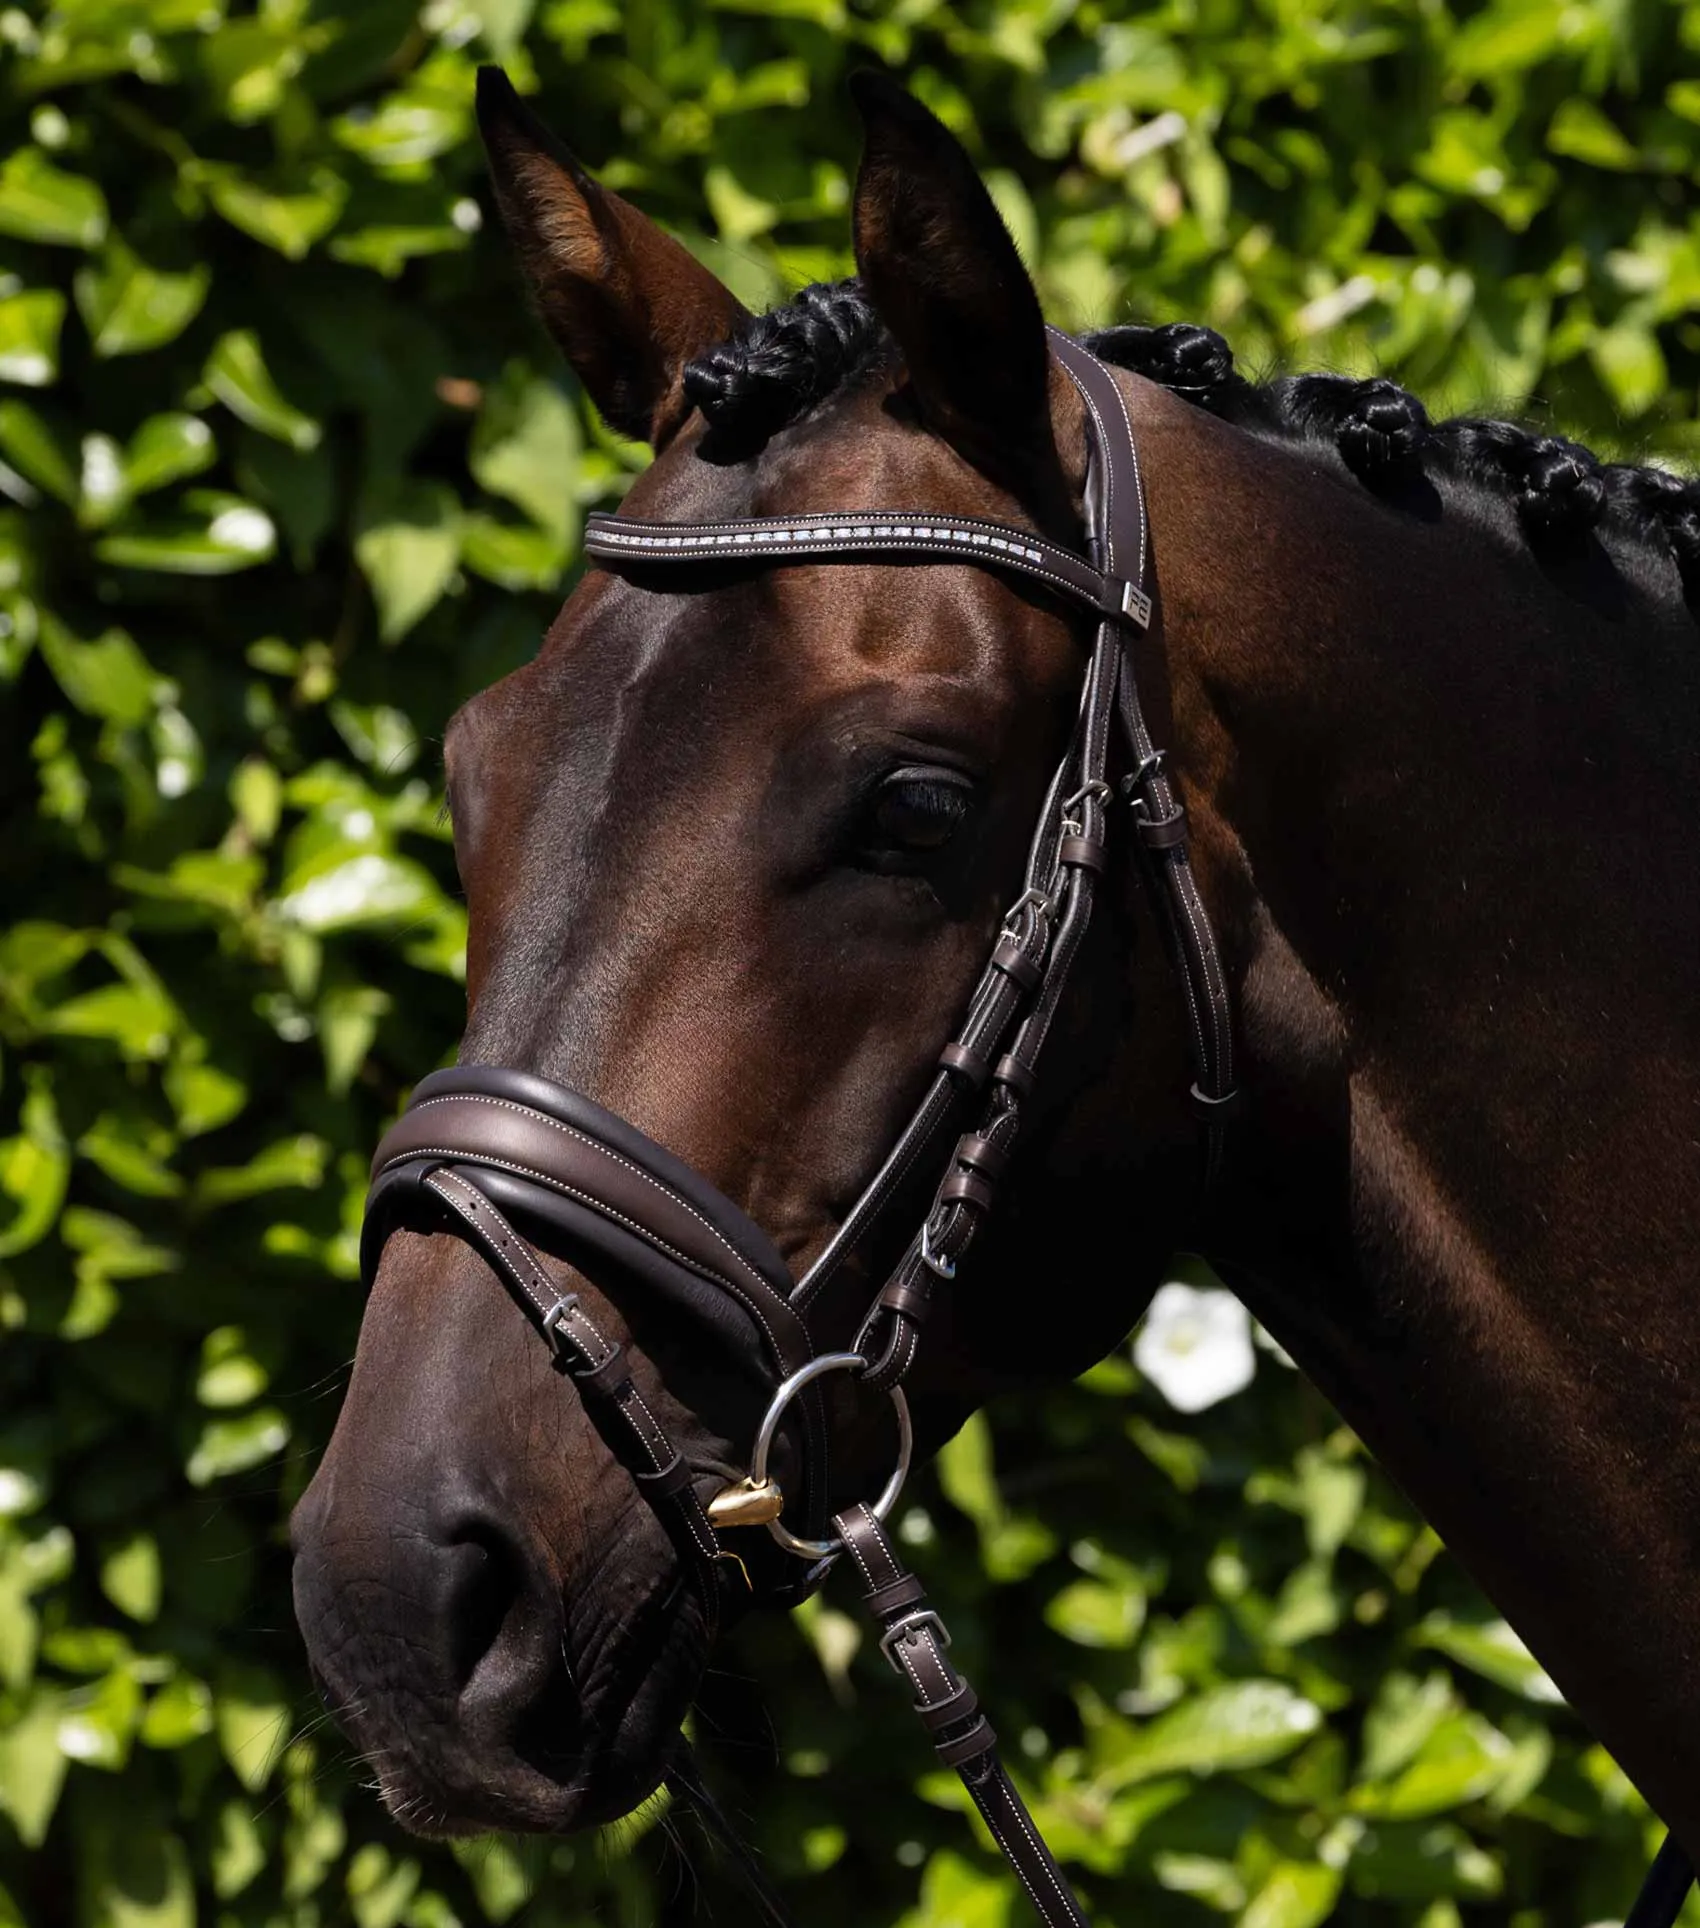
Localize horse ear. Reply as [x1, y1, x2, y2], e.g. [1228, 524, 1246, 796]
[476, 68, 749, 445]
[849, 72, 1068, 517]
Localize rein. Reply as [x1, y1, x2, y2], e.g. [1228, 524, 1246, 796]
[360, 332, 1691, 1925]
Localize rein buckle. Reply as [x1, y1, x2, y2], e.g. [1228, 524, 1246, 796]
[879, 1607, 952, 1671]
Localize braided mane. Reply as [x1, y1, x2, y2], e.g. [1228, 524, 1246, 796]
[682, 280, 1700, 611]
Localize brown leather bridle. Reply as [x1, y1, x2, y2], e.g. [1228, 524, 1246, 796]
[358, 332, 1692, 1926]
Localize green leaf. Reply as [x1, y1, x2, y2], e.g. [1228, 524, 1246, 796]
[203, 165, 348, 259]
[186, 1408, 291, 1487]
[125, 413, 217, 495]
[73, 242, 210, 357]
[0, 288, 66, 386]
[210, 1798, 266, 1898]
[0, 1693, 69, 1847]
[1352, 1711, 1514, 1819]
[460, 512, 568, 590]
[215, 1666, 290, 1790]
[0, 149, 107, 249]
[1240, 1860, 1342, 1928]
[896, 1849, 1012, 1928]
[1046, 1576, 1145, 1649]
[1548, 100, 1639, 169]
[0, 1076, 69, 1259]
[81, 1819, 194, 1928]
[196, 1134, 327, 1206]
[1415, 1613, 1564, 1703]
[99, 1534, 162, 1623]
[204, 329, 321, 449]
[470, 364, 581, 542]
[55, 1667, 142, 1772]
[138, 1676, 215, 1751]
[163, 1057, 247, 1136]
[1591, 324, 1668, 417]
[317, 982, 392, 1092]
[201, 19, 310, 124]
[197, 1326, 270, 1408]
[97, 492, 276, 574]
[1360, 1670, 1455, 1781]
[37, 615, 159, 723]
[1098, 1680, 1321, 1787]
[1347, 1822, 1502, 1903]
[347, 1842, 422, 1928]
[278, 850, 442, 933]
[355, 480, 462, 640]
[333, 89, 471, 171]
[0, 399, 78, 503]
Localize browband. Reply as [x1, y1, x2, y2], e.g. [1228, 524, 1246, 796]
[584, 509, 1153, 631]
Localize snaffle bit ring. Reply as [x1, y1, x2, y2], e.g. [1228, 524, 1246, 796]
[748, 1351, 913, 1559]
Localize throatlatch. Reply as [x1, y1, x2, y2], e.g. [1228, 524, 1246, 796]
[358, 329, 1696, 1928]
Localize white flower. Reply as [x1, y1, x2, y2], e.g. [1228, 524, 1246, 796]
[1134, 1281, 1256, 1413]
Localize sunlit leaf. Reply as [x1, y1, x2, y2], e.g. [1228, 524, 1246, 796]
[73, 243, 210, 357]
[0, 288, 65, 386]
[355, 480, 462, 640]
[0, 149, 107, 248]
[1098, 1680, 1321, 1787]
[204, 329, 321, 449]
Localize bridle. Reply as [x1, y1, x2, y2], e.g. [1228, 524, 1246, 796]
[359, 330, 1692, 1925]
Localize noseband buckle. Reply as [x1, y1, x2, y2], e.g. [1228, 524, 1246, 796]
[542, 1293, 581, 1356]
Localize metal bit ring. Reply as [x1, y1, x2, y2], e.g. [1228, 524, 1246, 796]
[749, 1351, 913, 1558]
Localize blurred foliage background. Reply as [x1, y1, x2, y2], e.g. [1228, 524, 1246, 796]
[1, 0, 1697, 1925]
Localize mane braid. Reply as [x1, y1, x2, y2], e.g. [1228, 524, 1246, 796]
[683, 279, 1697, 611]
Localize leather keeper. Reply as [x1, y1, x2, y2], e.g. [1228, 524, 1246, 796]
[878, 1274, 934, 1322]
[941, 1169, 996, 1213]
[955, 1133, 1010, 1180]
[992, 1054, 1037, 1100]
[989, 936, 1043, 994]
[1058, 832, 1107, 873]
[865, 1573, 928, 1617]
[935, 1717, 998, 1768]
[938, 1042, 990, 1090]
[1136, 805, 1189, 851]
[916, 1681, 979, 1734]
[573, 1346, 629, 1401]
[634, 1453, 693, 1499]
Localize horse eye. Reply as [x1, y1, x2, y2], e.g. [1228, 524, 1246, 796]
[868, 767, 975, 854]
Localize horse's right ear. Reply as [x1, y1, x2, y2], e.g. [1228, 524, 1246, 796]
[476, 69, 749, 445]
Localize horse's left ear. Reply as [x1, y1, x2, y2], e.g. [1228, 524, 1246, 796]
[850, 73, 1069, 519]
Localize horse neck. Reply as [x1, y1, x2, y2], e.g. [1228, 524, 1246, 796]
[1146, 395, 1700, 1841]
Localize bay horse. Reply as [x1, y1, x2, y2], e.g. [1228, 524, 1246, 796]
[289, 64, 1700, 1908]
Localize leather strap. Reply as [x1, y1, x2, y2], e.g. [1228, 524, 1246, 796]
[834, 1504, 1091, 1928]
[422, 1167, 728, 1616]
[585, 510, 1151, 632]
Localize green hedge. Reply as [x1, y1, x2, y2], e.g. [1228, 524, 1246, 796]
[1, 1, 1695, 1925]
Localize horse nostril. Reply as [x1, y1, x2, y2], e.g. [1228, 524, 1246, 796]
[442, 1522, 526, 1691]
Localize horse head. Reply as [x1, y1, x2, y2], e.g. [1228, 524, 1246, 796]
[289, 73, 1196, 1837]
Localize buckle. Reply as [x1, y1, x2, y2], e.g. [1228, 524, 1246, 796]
[1001, 886, 1053, 934]
[541, 1293, 581, 1356]
[919, 1220, 957, 1281]
[880, 1608, 952, 1671]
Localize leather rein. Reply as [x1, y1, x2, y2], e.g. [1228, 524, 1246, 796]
[360, 330, 1691, 1925]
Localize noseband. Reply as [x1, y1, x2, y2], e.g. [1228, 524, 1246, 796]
[358, 333, 1692, 1924]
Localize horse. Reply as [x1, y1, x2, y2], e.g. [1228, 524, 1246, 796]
[289, 62, 1700, 1903]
